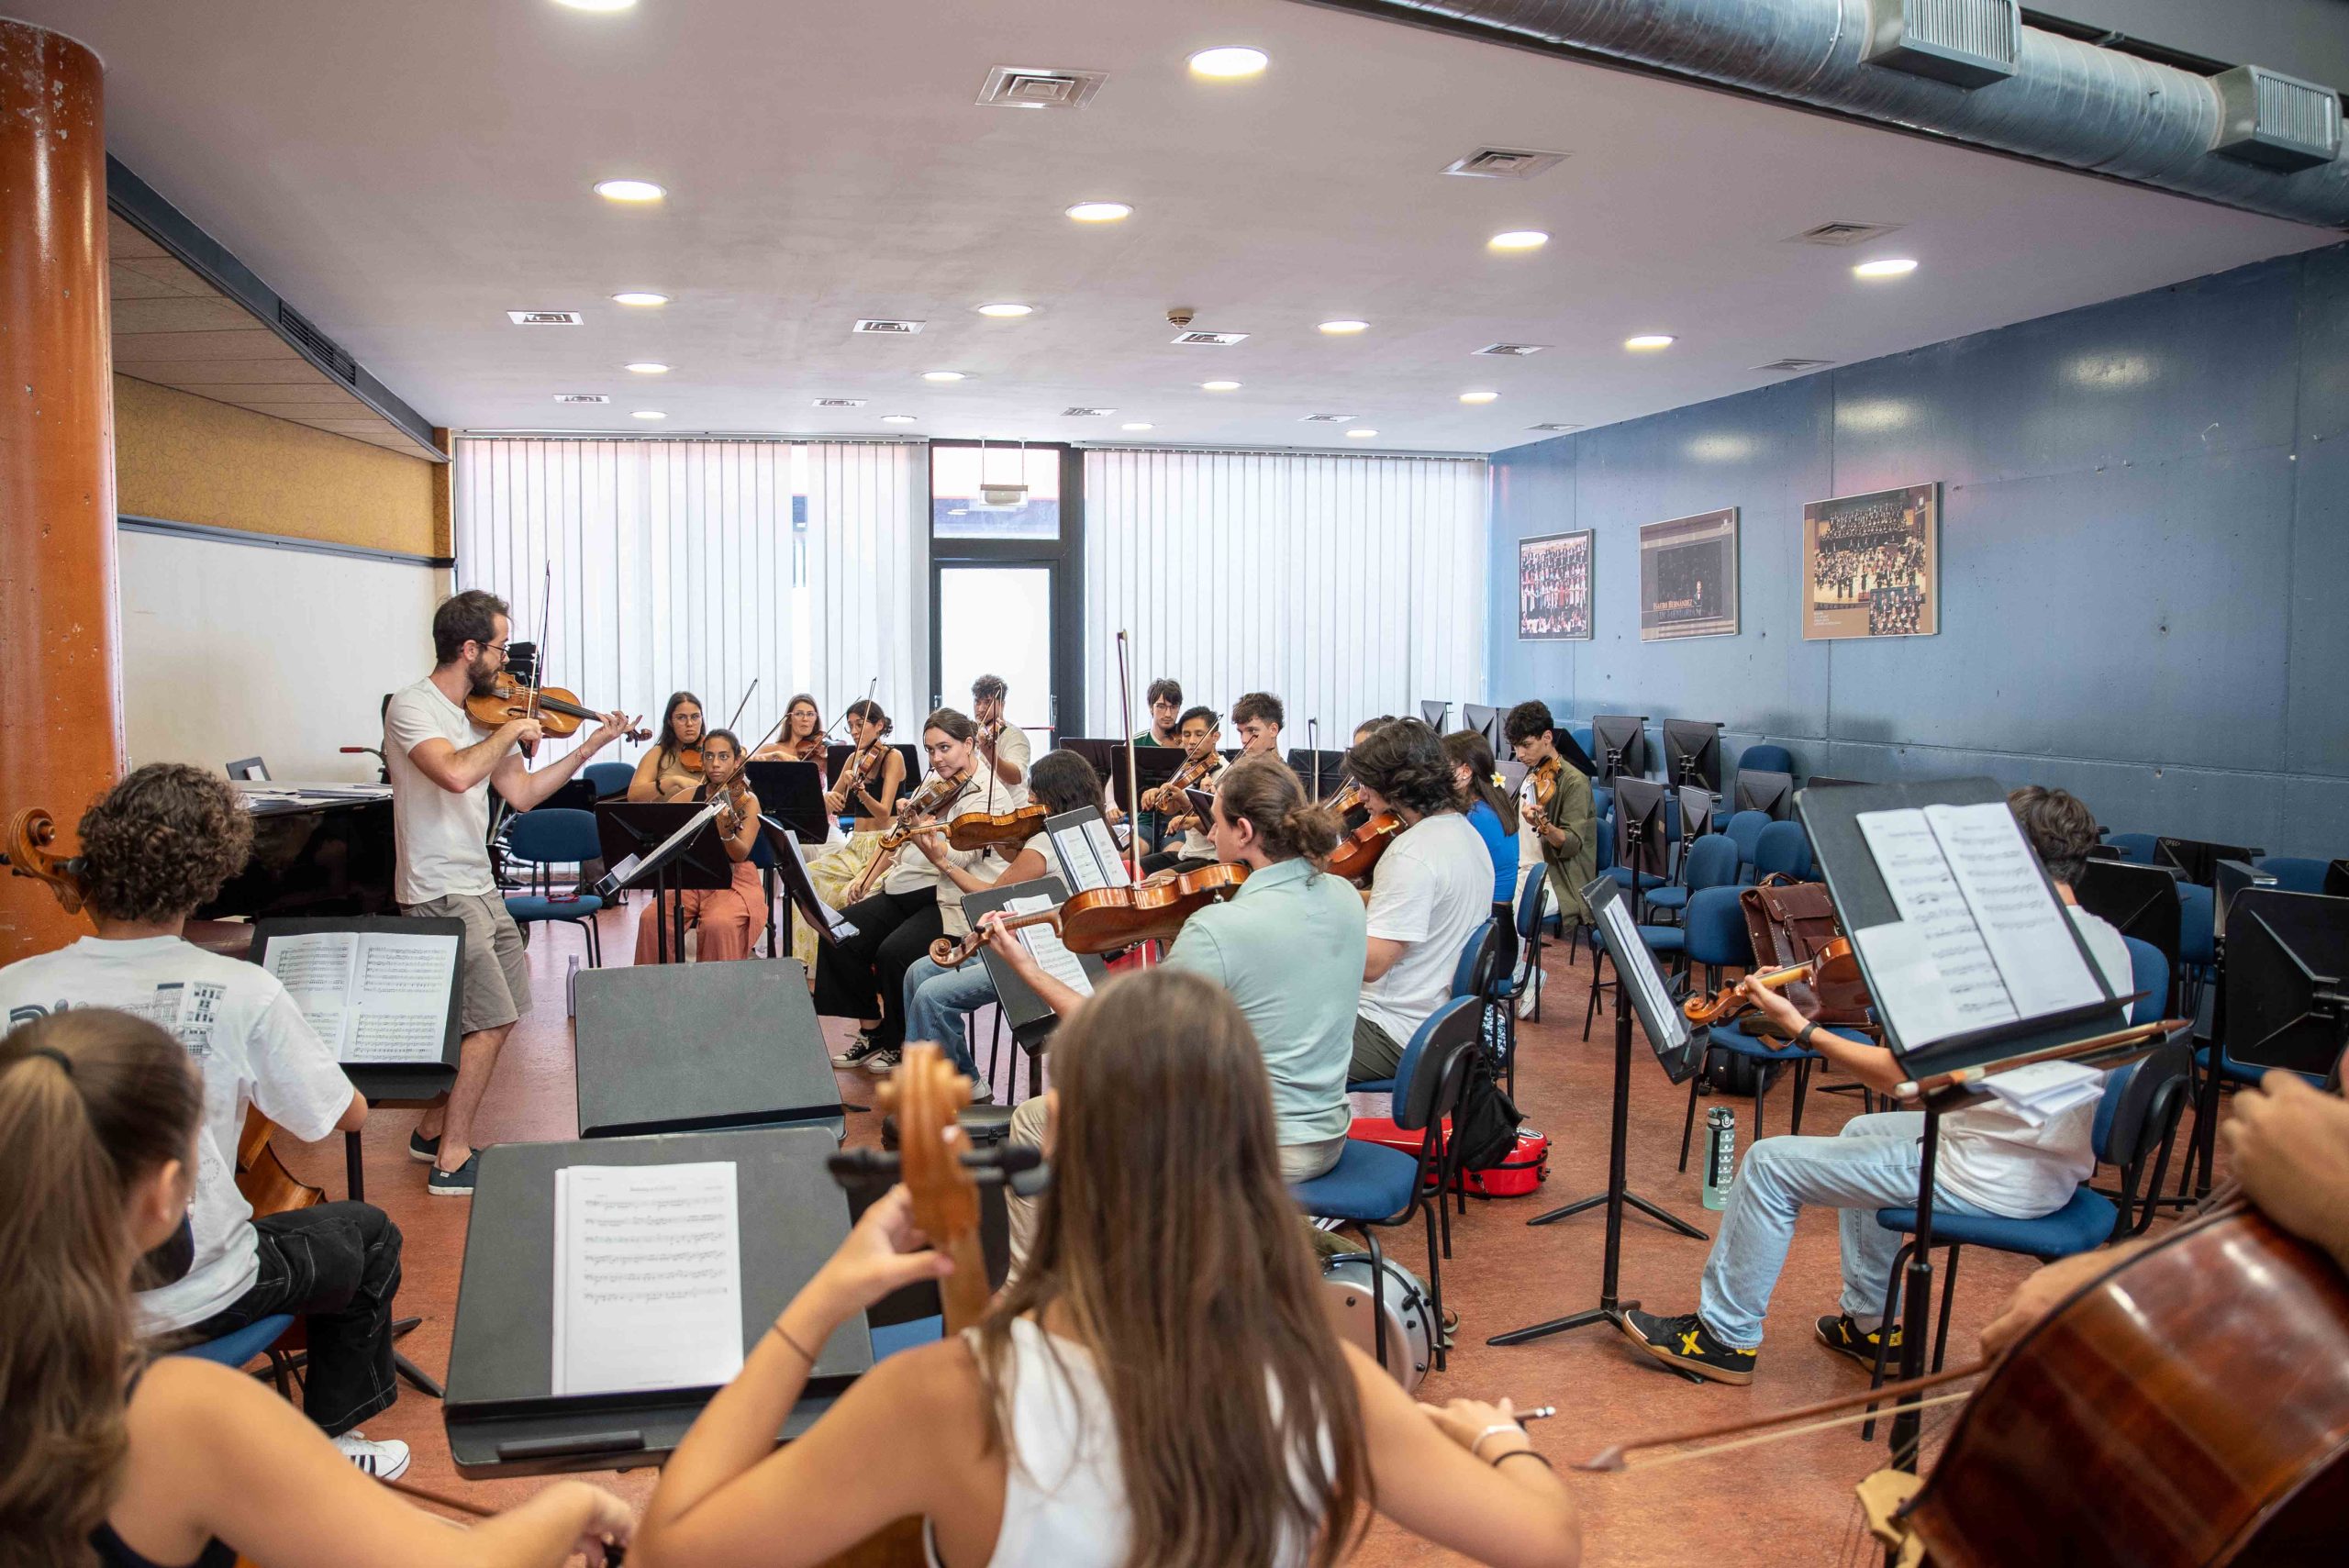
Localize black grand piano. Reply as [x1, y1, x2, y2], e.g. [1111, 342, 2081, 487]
[195, 783, 397, 924]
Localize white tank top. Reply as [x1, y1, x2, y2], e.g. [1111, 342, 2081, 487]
[926, 1318, 1320, 1568]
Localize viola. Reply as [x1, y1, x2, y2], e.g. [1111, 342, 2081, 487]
[1325, 810, 1402, 882]
[945, 803, 1048, 851]
[465, 673, 650, 743]
[1682, 937, 1861, 1026]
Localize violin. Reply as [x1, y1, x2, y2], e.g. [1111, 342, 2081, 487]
[832, 740, 891, 811]
[1682, 937, 1861, 1026]
[1324, 810, 1403, 882]
[844, 770, 969, 903]
[930, 862, 1248, 970]
[465, 673, 650, 743]
[1142, 753, 1216, 815]
[945, 803, 1048, 851]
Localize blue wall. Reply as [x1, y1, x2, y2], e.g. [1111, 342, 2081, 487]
[1486, 243, 2349, 860]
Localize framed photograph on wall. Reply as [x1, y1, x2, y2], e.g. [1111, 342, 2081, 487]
[1801, 483, 1939, 639]
[1518, 529, 1593, 640]
[1637, 508, 1739, 640]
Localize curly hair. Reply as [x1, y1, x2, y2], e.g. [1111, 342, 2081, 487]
[74, 765, 253, 923]
[1345, 718, 1456, 817]
[2008, 785, 2099, 887]
[1231, 692, 1285, 730]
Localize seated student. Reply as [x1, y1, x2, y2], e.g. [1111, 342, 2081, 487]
[1620, 786, 2134, 1385]
[1503, 700, 1595, 929]
[632, 967, 1580, 1568]
[0, 1010, 633, 1568]
[896, 749, 1106, 1102]
[1346, 720, 1497, 1085]
[1138, 705, 1227, 876]
[0, 765, 405, 1473]
[633, 728, 768, 965]
[1444, 728, 1520, 922]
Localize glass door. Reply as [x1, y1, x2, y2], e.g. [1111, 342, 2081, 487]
[936, 565, 1053, 734]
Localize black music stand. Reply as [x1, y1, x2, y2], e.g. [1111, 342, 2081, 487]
[745, 761, 829, 843]
[1676, 785, 1718, 862]
[1612, 778, 1672, 887]
[592, 802, 734, 964]
[1286, 748, 1352, 803]
[2155, 835, 2264, 888]
[1107, 743, 1187, 817]
[757, 817, 857, 964]
[1662, 719, 1723, 794]
[966, 876, 1111, 1100]
[1422, 700, 1453, 730]
[2328, 861, 2349, 898]
[1733, 768, 1794, 820]
[1462, 703, 1504, 751]
[2223, 890, 2349, 1076]
[2075, 859, 2184, 1009]
[1591, 714, 1649, 783]
[1551, 727, 1598, 777]
[1493, 877, 1706, 1350]
[573, 959, 844, 1140]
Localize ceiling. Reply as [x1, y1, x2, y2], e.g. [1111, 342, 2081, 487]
[25, 0, 2342, 455]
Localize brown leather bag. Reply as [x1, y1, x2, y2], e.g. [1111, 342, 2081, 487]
[1739, 875, 1874, 1029]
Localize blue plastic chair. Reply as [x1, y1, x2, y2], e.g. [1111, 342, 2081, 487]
[504, 808, 607, 966]
[2254, 855, 2330, 894]
[1723, 809, 1770, 884]
[1739, 742, 1795, 779]
[1644, 832, 1740, 921]
[2101, 831, 2159, 866]
[582, 761, 634, 799]
[1581, 905, 1692, 1041]
[1670, 886, 1838, 1169]
[1752, 819, 1814, 882]
[173, 1312, 297, 1397]
[1570, 725, 1595, 763]
[1503, 868, 1560, 1027]
[1295, 996, 1483, 1374]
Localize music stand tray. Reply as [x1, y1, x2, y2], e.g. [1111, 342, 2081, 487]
[744, 761, 829, 843]
[573, 959, 844, 1140]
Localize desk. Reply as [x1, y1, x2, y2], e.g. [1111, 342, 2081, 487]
[573, 959, 845, 1140]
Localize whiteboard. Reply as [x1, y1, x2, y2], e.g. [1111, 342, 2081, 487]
[119, 526, 450, 784]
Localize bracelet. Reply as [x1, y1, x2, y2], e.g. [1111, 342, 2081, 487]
[1494, 1448, 1553, 1471]
[1795, 1021, 1820, 1050]
[770, 1320, 818, 1364]
[1470, 1422, 1526, 1458]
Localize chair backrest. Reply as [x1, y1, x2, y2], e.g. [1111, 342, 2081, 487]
[1451, 917, 1500, 1000]
[1683, 833, 1741, 891]
[2254, 855, 2331, 894]
[1724, 809, 1770, 871]
[1680, 884, 1753, 969]
[1569, 725, 1595, 761]
[583, 761, 635, 799]
[1394, 995, 1485, 1131]
[1753, 819, 1813, 881]
[1739, 742, 1795, 778]
[507, 806, 601, 864]
[2092, 1030, 2191, 1172]
[225, 756, 269, 782]
[2121, 935, 2168, 1029]
[1514, 863, 1553, 940]
[1591, 784, 1614, 822]
[2101, 831, 2159, 866]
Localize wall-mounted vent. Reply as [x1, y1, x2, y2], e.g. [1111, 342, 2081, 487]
[507, 309, 584, 326]
[976, 65, 1107, 110]
[2212, 64, 2343, 171]
[813, 397, 867, 408]
[852, 318, 925, 335]
[552, 394, 610, 405]
[1526, 422, 1583, 433]
[1171, 329, 1249, 346]
[1474, 342, 1549, 357]
[276, 302, 357, 383]
[1062, 406, 1116, 417]
[1786, 219, 1906, 248]
[1442, 146, 1567, 180]
[1753, 357, 1836, 372]
[1299, 413, 1358, 423]
[1861, 0, 2021, 89]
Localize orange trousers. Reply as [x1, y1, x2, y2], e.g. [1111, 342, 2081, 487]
[634, 861, 769, 964]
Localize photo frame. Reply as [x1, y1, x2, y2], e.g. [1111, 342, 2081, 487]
[1802, 483, 1940, 639]
[1517, 529, 1593, 640]
[1638, 508, 1739, 640]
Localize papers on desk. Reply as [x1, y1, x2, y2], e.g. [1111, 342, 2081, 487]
[262, 929, 458, 1064]
[1853, 802, 2107, 1049]
[551, 1162, 744, 1397]
[1975, 1060, 2105, 1127]
[1005, 894, 1092, 997]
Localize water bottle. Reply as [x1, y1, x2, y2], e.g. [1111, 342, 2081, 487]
[1702, 1106, 1736, 1210]
[565, 953, 581, 1018]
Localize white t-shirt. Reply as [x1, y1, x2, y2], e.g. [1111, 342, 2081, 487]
[1358, 811, 1493, 1045]
[1936, 906, 2135, 1219]
[384, 676, 496, 904]
[883, 762, 1025, 929]
[0, 937, 355, 1331]
[985, 721, 1032, 786]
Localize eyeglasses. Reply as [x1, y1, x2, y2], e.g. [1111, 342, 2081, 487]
[475, 640, 509, 656]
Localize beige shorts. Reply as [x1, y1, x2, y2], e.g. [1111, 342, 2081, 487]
[403, 891, 531, 1034]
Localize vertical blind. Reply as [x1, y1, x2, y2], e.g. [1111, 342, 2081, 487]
[452, 439, 925, 751]
[1081, 449, 1488, 740]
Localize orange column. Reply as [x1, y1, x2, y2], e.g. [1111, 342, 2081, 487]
[0, 21, 119, 962]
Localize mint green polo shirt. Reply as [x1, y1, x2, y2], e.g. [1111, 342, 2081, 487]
[1164, 855, 1368, 1147]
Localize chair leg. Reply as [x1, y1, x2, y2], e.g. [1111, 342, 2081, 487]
[1753, 1078, 1766, 1145]
[1583, 948, 1607, 1042]
[1931, 1247, 1962, 1374]
[1360, 1225, 1389, 1375]
[1860, 1240, 1915, 1443]
[1420, 1203, 1447, 1373]
[1789, 1057, 1812, 1135]
[1678, 1074, 1702, 1173]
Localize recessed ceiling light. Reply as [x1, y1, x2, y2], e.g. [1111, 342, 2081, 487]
[1121, 422, 1154, 431]
[1188, 46, 1268, 78]
[1854, 257, 1920, 279]
[1346, 428, 1377, 439]
[611, 291, 669, 306]
[625, 361, 669, 374]
[594, 179, 665, 204]
[1319, 319, 1370, 335]
[1488, 229, 1549, 251]
[1065, 201, 1133, 223]
[553, 0, 636, 10]
[975, 303, 1034, 317]
[1625, 334, 1676, 350]
[1459, 391, 1499, 404]
[631, 410, 667, 419]
[881, 414, 919, 424]
[1201, 380, 1241, 392]
[922, 370, 968, 382]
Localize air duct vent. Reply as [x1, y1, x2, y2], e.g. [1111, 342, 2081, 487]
[1474, 342, 1549, 357]
[1753, 357, 1836, 372]
[277, 302, 357, 383]
[1442, 146, 1567, 179]
[552, 394, 610, 405]
[1062, 406, 1116, 417]
[1527, 422, 1582, 432]
[1171, 329, 1249, 346]
[852, 318, 926, 335]
[976, 65, 1107, 110]
[507, 309, 584, 326]
[1862, 0, 2021, 89]
[1299, 413, 1357, 422]
[2212, 64, 2343, 171]
[813, 397, 867, 408]
[1787, 219, 1906, 248]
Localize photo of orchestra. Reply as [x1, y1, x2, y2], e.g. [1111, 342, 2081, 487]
[1636, 509, 1740, 640]
[1518, 530, 1593, 640]
[1802, 484, 1941, 640]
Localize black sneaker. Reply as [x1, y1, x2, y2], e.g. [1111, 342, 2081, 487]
[427, 1151, 481, 1198]
[830, 1031, 884, 1069]
[860, 1045, 903, 1075]
[1815, 1313, 1902, 1369]
[1620, 1308, 1758, 1385]
[407, 1129, 441, 1164]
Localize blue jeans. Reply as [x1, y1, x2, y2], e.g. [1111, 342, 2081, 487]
[900, 953, 999, 1079]
[1697, 1111, 1992, 1349]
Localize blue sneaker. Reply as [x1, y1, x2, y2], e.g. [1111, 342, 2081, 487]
[427, 1151, 481, 1197]
[407, 1129, 441, 1163]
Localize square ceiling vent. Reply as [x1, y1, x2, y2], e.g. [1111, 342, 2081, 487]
[977, 65, 1107, 109]
[814, 398, 867, 408]
[1172, 329, 1249, 347]
[1299, 414, 1357, 423]
[553, 394, 609, 404]
[1063, 406, 1116, 417]
[852, 318, 925, 335]
[1442, 147, 1568, 179]
[1526, 422, 1582, 432]
[1786, 220, 1906, 248]
[1753, 358, 1835, 373]
[1474, 342, 1549, 357]
[508, 309, 584, 326]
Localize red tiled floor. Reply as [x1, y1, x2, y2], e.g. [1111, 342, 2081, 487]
[269, 900, 2211, 1563]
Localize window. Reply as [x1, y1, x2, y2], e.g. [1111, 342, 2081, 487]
[931, 442, 1060, 540]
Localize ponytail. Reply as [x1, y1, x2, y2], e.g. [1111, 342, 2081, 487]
[1442, 728, 1519, 835]
[1216, 754, 1338, 863]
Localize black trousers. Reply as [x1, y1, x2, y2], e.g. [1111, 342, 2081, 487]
[1139, 849, 1214, 877]
[818, 887, 942, 1051]
[188, 1201, 401, 1436]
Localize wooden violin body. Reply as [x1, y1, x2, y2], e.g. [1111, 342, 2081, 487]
[1142, 755, 1214, 815]
[1683, 936, 1861, 1026]
[464, 673, 649, 742]
[1057, 862, 1246, 952]
[1902, 1205, 2349, 1567]
[946, 804, 1047, 851]
[1325, 811, 1402, 882]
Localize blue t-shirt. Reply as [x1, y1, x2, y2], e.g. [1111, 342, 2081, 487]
[1466, 797, 1518, 905]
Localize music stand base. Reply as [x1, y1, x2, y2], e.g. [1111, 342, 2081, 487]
[1526, 1188, 1706, 1239]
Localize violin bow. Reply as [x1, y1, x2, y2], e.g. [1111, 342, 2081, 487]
[725, 678, 758, 735]
[1576, 1359, 1987, 1473]
[525, 561, 551, 728]
[1115, 630, 1146, 908]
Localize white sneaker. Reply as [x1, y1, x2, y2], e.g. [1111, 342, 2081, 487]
[334, 1431, 411, 1481]
[1515, 965, 1543, 1019]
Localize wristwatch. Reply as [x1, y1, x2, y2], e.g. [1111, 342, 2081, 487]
[1794, 1021, 1820, 1050]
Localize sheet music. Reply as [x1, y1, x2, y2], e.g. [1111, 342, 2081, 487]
[1049, 814, 1133, 893]
[1922, 802, 2105, 1018]
[1085, 818, 1133, 884]
[262, 929, 456, 1063]
[1593, 895, 1687, 1052]
[1855, 809, 2019, 1043]
[551, 1162, 744, 1397]
[1005, 894, 1092, 996]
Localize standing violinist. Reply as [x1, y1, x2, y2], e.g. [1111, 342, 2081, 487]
[1138, 706, 1226, 876]
[384, 590, 634, 1196]
[1504, 700, 1595, 928]
[633, 728, 768, 965]
[796, 698, 906, 973]
[969, 673, 1029, 790]
[629, 692, 707, 802]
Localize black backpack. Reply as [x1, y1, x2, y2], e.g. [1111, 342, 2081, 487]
[1450, 1039, 1525, 1172]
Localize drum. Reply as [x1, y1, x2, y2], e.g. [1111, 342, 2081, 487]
[1320, 1251, 1434, 1393]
